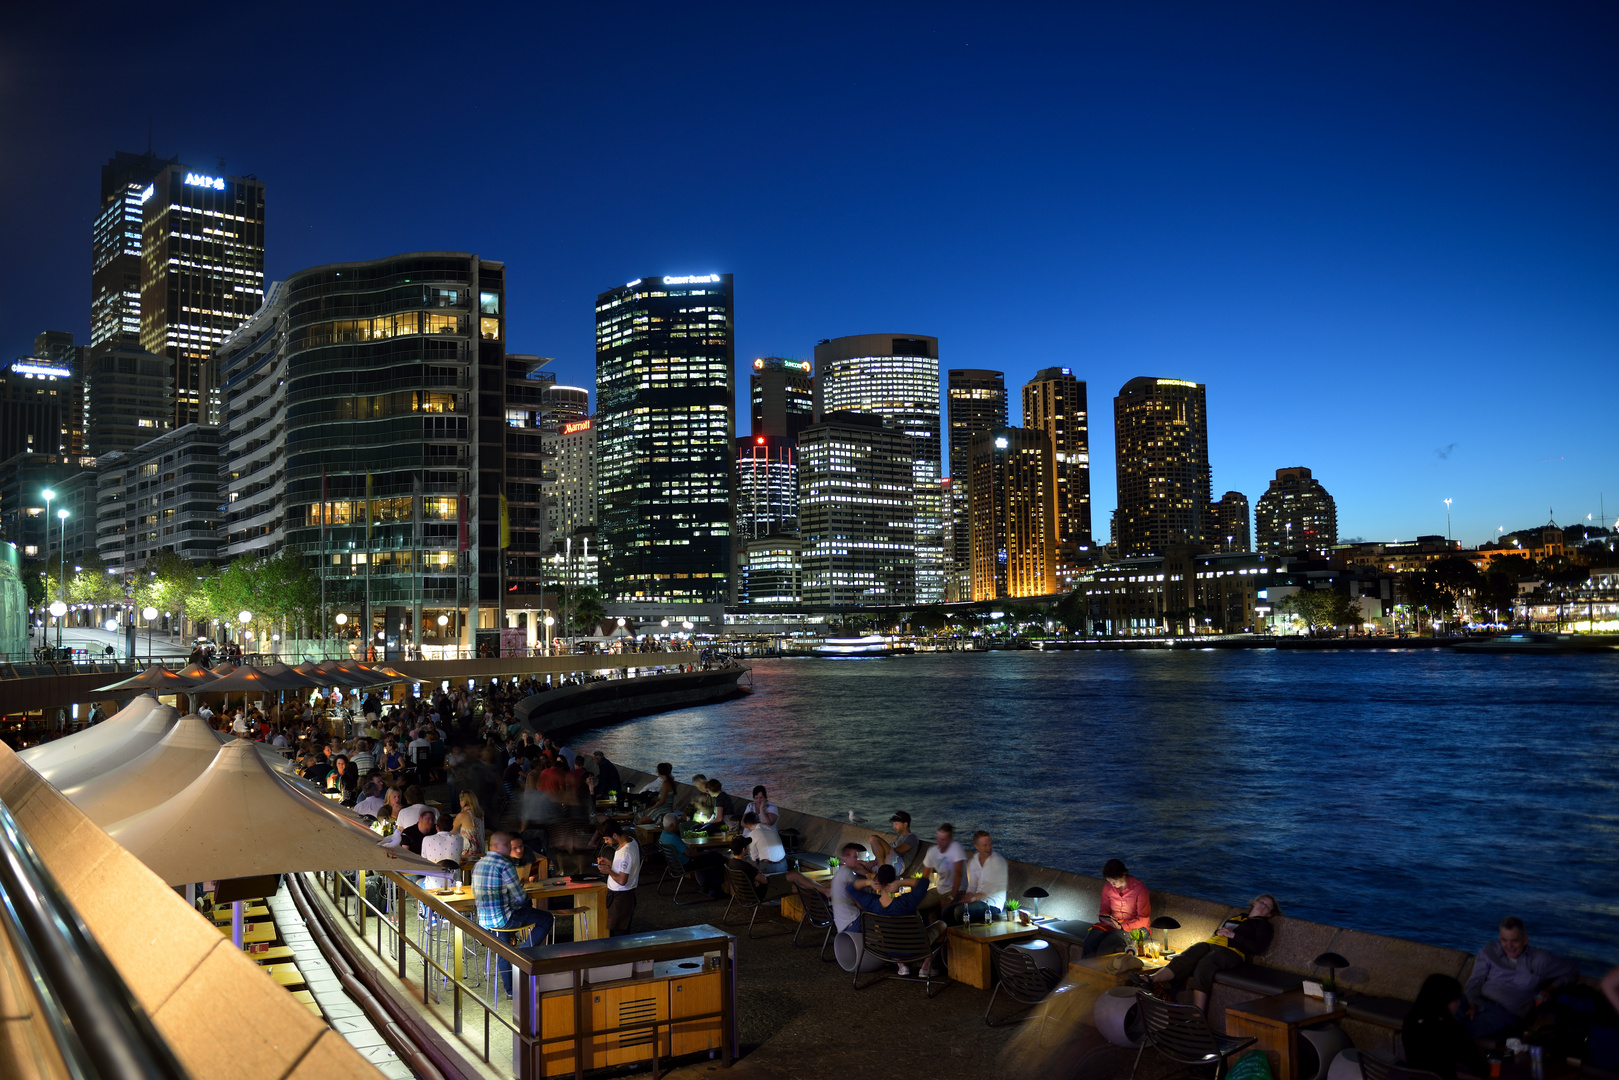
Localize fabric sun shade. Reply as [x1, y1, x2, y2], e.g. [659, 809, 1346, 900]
[19, 695, 180, 790]
[107, 740, 442, 885]
[60, 713, 228, 826]
[94, 664, 200, 694]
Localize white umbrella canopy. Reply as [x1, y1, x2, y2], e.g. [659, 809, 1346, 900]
[19, 696, 181, 790]
[106, 740, 441, 885]
[60, 713, 225, 826]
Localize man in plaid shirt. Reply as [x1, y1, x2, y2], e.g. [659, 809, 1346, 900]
[474, 832, 552, 993]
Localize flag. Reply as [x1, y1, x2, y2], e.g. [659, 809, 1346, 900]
[499, 493, 510, 550]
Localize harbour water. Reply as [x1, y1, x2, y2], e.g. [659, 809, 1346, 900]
[577, 649, 1619, 973]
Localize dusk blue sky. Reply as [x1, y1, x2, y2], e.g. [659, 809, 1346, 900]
[3, 3, 1615, 546]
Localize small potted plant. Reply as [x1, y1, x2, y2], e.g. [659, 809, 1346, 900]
[1129, 928, 1148, 956]
[1320, 973, 1340, 1008]
[1006, 898, 1026, 924]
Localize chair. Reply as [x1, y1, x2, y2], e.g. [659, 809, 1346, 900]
[778, 827, 802, 854]
[657, 843, 709, 906]
[789, 884, 837, 961]
[985, 944, 1060, 1026]
[482, 923, 538, 1009]
[721, 865, 775, 938]
[853, 912, 948, 997]
[1357, 1051, 1444, 1080]
[1130, 990, 1257, 1080]
[547, 905, 591, 944]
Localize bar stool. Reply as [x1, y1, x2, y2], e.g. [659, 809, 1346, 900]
[547, 906, 591, 944]
[483, 924, 537, 1010]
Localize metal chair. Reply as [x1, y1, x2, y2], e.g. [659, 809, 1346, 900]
[853, 912, 948, 997]
[789, 884, 837, 961]
[1357, 1051, 1444, 1080]
[657, 843, 710, 905]
[721, 865, 778, 938]
[1130, 990, 1257, 1080]
[985, 944, 1060, 1026]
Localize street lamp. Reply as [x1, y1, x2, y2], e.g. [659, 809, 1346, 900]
[48, 600, 67, 653]
[1444, 498, 1453, 542]
[143, 606, 159, 663]
[41, 491, 54, 642]
[237, 609, 252, 652]
[543, 614, 555, 654]
[53, 508, 69, 647]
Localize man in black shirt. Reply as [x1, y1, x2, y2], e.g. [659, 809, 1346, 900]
[396, 809, 438, 856]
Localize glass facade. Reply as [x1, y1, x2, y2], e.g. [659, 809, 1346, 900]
[91, 151, 175, 351]
[749, 357, 813, 440]
[739, 535, 802, 605]
[594, 274, 734, 606]
[735, 435, 797, 541]
[946, 368, 1006, 599]
[1021, 366, 1093, 553]
[798, 414, 916, 607]
[218, 253, 504, 646]
[1255, 468, 1337, 555]
[813, 334, 942, 603]
[139, 164, 266, 428]
[969, 427, 1059, 600]
[1113, 377, 1211, 557]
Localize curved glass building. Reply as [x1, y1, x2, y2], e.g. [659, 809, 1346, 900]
[218, 252, 505, 653]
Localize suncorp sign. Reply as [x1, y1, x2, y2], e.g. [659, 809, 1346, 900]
[184, 172, 226, 190]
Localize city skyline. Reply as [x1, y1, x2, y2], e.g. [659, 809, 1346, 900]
[2, 5, 1615, 544]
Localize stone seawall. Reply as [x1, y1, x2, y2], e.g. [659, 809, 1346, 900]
[609, 763, 1484, 1051]
[516, 667, 749, 737]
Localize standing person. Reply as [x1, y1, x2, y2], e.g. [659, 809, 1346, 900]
[869, 811, 920, 874]
[1085, 858, 1153, 957]
[1462, 916, 1581, 1038]
[919, 823, 967, 919]
[596, 822, 641, 935]
[1403, 975, 1490, 1080]
[1143, 894, 1281, 1014]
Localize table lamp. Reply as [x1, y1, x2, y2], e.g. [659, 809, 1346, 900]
[1313, 951, 1350, 993]
[1151, 915, 1180, 954]
[1022, 886, 1049, 919]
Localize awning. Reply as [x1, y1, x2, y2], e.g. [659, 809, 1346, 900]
[18, 695, 180, 790]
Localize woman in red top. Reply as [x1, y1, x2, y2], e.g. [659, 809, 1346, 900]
[1084, 858, 1153, 957]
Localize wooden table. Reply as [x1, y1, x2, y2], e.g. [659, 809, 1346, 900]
[1224, 992, 1347, 1080]
[776, 868, 832, 922]
[244, 945, 296, 964]
[263, 963, 307, 987]
[218, 921, 277, 945]
[434, 879, 610, 940]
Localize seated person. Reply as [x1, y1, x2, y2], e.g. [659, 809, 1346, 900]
[846, 864, 943, 977]
[1462, 916, 1580, 1038]
[918, 823, 967, 917]
[658, 813, 723, 898]
[748, 786, 780, 827]
[636, 764, 678, 824]
[725, 836, 794, 902]
[869, 811, 920, 873]
[1143, 894, 1280, 1013]
[1085, 858, 1152, 957]
[355, 778, 388, 817]
[684, 774, 713, 819]
[785, 841, 870, 934]
[741, 812, 788, 874]
[508, 836, 542, 882]
[1404, 974, 1490, 1080]
[473, 833, 554, 994]
[702, 779, 740, 831]
[391, 808, 438, 855]
[959, 829, 1009, 921]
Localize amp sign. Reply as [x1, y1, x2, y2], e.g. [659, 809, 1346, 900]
[184, 172, 226, 190]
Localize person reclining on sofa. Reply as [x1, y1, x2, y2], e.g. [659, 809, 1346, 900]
[1463, 916, 1580, 1038]
[1139, 893, 1280, 1013]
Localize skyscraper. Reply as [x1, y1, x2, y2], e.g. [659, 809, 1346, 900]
[814, 334, 942, 602]
[92, 150, 176, 351]
[138, 162, 266, 428]
[1021, 367, 1092, 555]
[735, 435, 797, 541]
[1113, 377, 1211, 557]
[798, 413, 915, 606]
[595, 274, 734, 610]
[947, 369, 1006, 599]
[750, 357, 813, 440]
[1210, 491, 1251, 552]
[969, 428, 1059, 600]
[1255, 468, 1337, 555]
[217, 253, 505, 655]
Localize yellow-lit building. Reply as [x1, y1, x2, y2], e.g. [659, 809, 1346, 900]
[969, 427, 1059, 600]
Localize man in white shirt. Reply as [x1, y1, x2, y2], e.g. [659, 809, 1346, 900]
[198, 703, 214, 723]
[231, 711, 249, 736]
[742, 813, 788, 873]
[596, 822, 640, 935]
[420, 814, 465, 886]
[920, 822, 967, 918]
[963, 829, 1009, 916]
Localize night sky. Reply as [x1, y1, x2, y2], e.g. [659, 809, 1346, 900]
[2, 3, 1615, 544]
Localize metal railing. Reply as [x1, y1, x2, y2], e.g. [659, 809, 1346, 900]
[0, 800, 190, 1080]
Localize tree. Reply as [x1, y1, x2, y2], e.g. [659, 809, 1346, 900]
[1277, 589, 1358, 634]
[567, 587, 605, 636]
[1403, 572, 1457, 632]
[68, 551, 125, 607]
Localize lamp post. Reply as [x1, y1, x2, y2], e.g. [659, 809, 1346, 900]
[543, 614, 555, 655]
[1444, 498, 1453, 542]
[238, 609, 252, 656]
[54, 507, 69, 648]
[48, 600, 67, 654]
[437, 614, 450, 657]
[41, 491, 53, 649]
[142, 606, 159, 663]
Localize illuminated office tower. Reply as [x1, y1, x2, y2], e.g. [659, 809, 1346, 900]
[1210, 491, 1251, 552]
[946, 368, 1006, 598]
[545, 414, 598, 538]
[814, 334, 942, 602]
[595, 274, 734, 610]
[969, 428, 1059, 600]
[1021, 367, 1092, 555]
[92, 150, 175, 351]
[1113, 377, 1210, 557]
[218, 253, 505, 655]
[750, 357, 813, 440]
[1255, 468, 1336, 555]
[798, 413, 915, 606]
[138, 162, 266, 428]
[736, 434, 797, 541]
